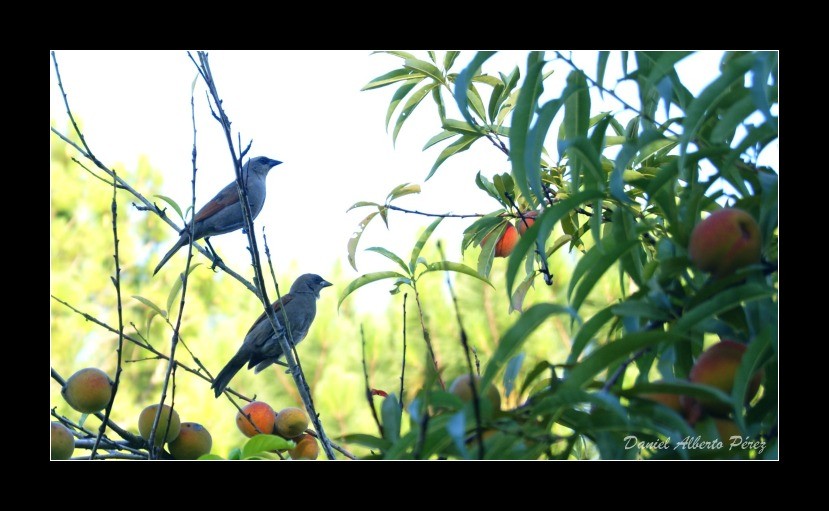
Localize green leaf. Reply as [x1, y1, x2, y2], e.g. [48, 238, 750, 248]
[442, 118, 480, 135]
[385, 78, 424, 130]
[132, 295, 166, 319]
[241, 434, 295, 459]
[503, 353, 526, 398]
[423, 130, 458, 151]
[679, 53, 757, 172]
[403, 58, 444, 84]
[386, 183, 421, 202]
[453, 51, 497, 130]
[196, 453, 225, 461]
[154, 194, 184, 222]
[566, 306, 615, 366]
[467, 84, 487, 121]
[165, 263, 203, 315]
[563, 70, 590, 140]
[340, 433, 392, 451]
[422, 261, 493, 287]
[362, 68, 422, 91]
[373, 50, 418, 60]
[409, 217, 443, 273]
[347, 211, 378, 271]
[476, 221, 502, 279]
[710, 92, 756, 144]
[346, 201, 380, 212]
[509, 274, 536, 313]
[338, 271, 408, 309]
[381, 394, 402, 443]
[432, 86, 446, 123]
[393, 82, 439, 145]
[426, 134, 481, 181]
[611, 130, 666, 204]
[596, 51, 610, 97]
[732, 327, 773, 431]
[444, 51, 460, 71]
[568, 238, 641, 313]
[366, 247, 410, 274]
[509, 52, 546, 207]
[481, 303, 580, 388]
[673, 283, 775, 334]
[505, 190, 605, 296]
[472, 74, 503, 87]
[563, 331, 684, 390]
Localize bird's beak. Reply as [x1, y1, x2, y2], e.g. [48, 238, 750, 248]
[321, 280, 333, 288]
[268, 159, 283, 168]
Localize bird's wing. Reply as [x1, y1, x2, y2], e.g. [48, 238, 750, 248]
[245, 295, 295, 336]
[193, 182, 241, 222]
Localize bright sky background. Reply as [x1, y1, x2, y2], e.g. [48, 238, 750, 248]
[50, 50, 778, 310]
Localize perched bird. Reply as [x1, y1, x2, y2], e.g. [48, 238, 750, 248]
[211, 274, 333, 397]
[153, 156, 282, 275]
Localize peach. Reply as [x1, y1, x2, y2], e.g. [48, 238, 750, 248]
[51, 422, 75, 460]
[236, 401, 276, 438]
[516, 211, 539, 235]
[449, 374, 501, 412]
[288, 433, 319, 460]
[61, 367, 114, 414]
[168, 422, 212, 460]
[687, 340, 763, 416]
[274, 407, 309, 439]
[138, 404, 181, 446]
[688, 208, 761, 277]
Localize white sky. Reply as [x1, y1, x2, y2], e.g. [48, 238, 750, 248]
[50, 50, 778, 310]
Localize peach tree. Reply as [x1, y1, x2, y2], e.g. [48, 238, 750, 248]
[341, 51, 777, 459]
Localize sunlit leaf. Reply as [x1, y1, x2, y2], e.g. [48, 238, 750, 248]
[338, 271, 407, 309]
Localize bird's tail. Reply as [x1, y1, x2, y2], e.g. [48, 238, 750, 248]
[211, 349, 250, 398]
[153, 236, 185, 276]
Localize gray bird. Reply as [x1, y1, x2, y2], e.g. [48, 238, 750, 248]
[153, 156, 282, 275]
[211, 274, 333, 397]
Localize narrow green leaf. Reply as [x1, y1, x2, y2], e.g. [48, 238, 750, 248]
[385, 78, 423, 130]
[197, 454, 225, 461]
[467, 84, 487, 121]
[563, 331, 684, 390]
[386, 183, 421, 202]
[362, 68, 421, 91]
[611, 130, 666, 204]
[442, 118, 480, 135]
[472, 74, 503, 87]
[679, 53, 757, 171]
[403, 58, 444, 84]
[422, 261, 493, 288]
[347, 211, 378, 271]
[482, 303, 580, 388]
[509, 274, 536, 313]
[476, 221, 502, 279]
[426, 134, 481, 181]
[340, 433, 392, 451]
[366, 246, 410, 274]
[373, 50, 418, 60]
[132, 295, 166, 319]
[381, 394, 402, 443]
[732, 327, 773, 431]
[710, 92, 756, 144]
[409, 217, 443, 273]
[444, 50, 460, 71]
[509, 52, 546, 208]
[432, 86, 446, 123]
[423, 130, 459, 151]
[347, 201, 380, 212]
[338, 271, 408, 309]
[673, 283, 774, 334]
[453, 51, 497, 129]
[165, 263, 203, 314]
[503, 353, 526, 398]
[393, 82, 439, 145]
[568, 238, 640, 313]
[154, 194, 184, 222]
[596, 51, 610, 97]
[566, 306, 615, 366]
